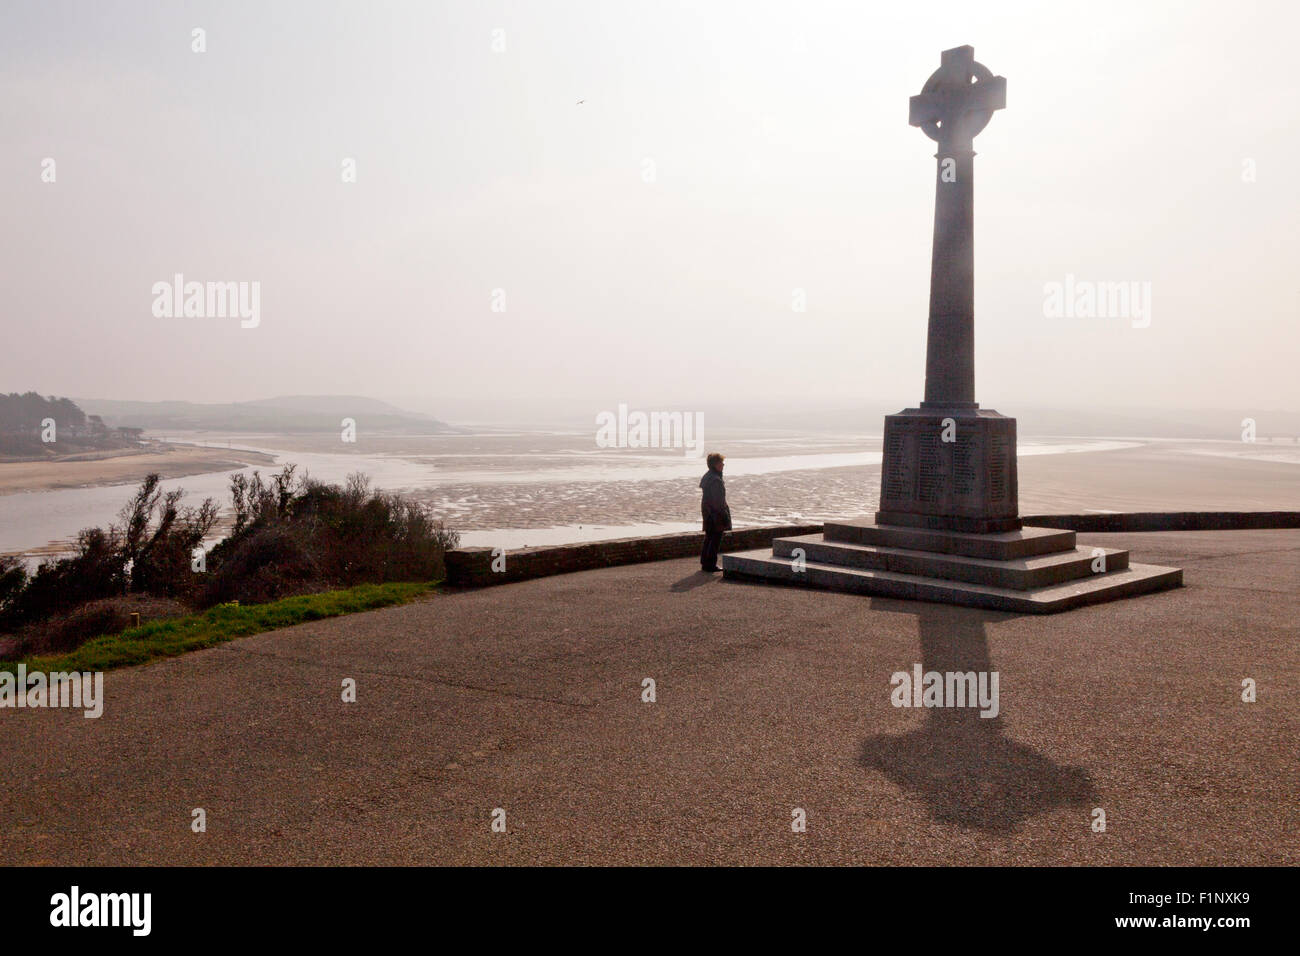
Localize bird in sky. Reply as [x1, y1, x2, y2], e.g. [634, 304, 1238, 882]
[576, 99, 585, 105]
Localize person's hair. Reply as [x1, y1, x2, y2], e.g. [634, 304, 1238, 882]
[706, 452, 725, 470]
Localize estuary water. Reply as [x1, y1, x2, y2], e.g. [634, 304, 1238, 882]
[0, 428, 1151, 559]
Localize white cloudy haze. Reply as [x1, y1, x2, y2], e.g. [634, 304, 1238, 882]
[2, 0, 1297, 422]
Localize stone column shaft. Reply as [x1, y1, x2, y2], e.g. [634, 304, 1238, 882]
[922, 146, 976, 408]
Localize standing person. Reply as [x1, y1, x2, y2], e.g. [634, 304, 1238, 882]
[699, 452, 731, 572]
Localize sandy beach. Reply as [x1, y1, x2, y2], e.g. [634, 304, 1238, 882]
[0, 443, 275, 497]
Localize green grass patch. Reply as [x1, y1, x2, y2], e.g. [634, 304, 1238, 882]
[1, 580, 438, 675]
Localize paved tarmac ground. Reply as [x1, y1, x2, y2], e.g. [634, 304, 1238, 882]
[1, 529, 1296, 866]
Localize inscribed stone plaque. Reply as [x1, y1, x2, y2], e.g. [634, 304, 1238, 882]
[877, 409, 1019, 533]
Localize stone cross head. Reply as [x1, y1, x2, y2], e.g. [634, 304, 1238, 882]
[909, 45, 1006, 149]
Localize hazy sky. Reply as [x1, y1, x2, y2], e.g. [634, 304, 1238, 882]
[2, 0, 1297, 421]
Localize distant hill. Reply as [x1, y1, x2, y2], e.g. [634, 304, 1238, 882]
[76, 395, 458, 434]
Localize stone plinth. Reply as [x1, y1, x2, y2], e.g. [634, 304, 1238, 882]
[875, 407, 1019, 533]
[721, 519, 1183, 615]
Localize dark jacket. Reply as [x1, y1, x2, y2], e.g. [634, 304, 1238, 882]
[700, 469, 732, 530]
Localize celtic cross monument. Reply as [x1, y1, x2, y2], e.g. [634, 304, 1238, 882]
[876, 45, 1019, 534]
[721, 45, 1182, 612]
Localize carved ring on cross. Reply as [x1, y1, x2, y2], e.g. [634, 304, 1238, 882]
[916, 58, 999, 145]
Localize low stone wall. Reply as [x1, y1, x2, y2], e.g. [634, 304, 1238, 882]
[444, 512, 1300, 588]
[1022, 511, 1300, 533]
[444, 524, 822, 588]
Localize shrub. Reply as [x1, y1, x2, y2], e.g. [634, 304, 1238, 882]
[118, 474, 219, 600]
[0, 555, 27, 628]
[200, 468, 457, 607]
[3, 526, 127, 628]
[200, 523, 323, 606]
[7, 594, 191, 657]
[0, 466, 456, 653]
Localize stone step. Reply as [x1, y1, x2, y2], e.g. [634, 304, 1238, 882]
[824, 519, 1076, 561]
[721, 548, 1182, 615]
[772, 534, 1128, 590]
